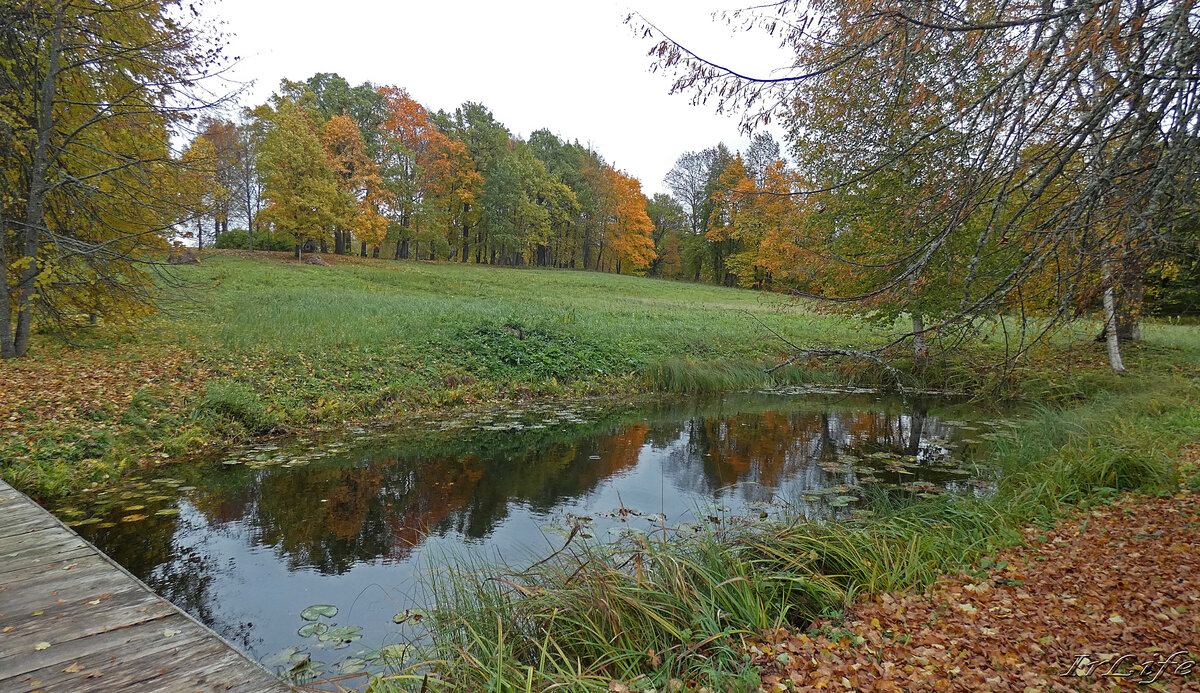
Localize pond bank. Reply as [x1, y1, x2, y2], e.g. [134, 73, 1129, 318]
[749, 469, 1200, 691]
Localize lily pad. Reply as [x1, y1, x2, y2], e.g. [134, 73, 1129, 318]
[297, 622, 328, 638]
[318, 625, 362, 643]
[300, 604, 338, 621]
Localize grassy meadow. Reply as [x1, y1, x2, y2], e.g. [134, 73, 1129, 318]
[1, 248, 1198, 501]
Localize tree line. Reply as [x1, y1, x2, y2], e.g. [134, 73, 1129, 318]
[182, 74, 657, 274]
[5, 1, 1196, 369]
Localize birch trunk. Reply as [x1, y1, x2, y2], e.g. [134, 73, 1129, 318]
[912, 313, 928, 366]
[1103, 262, 1127, 373]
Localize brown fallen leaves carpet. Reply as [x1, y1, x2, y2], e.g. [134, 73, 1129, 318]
[0, 347, 203, 441]
[750, 490, 1199, 691]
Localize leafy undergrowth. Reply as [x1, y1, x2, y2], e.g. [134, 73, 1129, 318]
[749, 484, 1200, 691]
[0, 343, 210, 497]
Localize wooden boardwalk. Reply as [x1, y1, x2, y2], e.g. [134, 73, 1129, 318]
[0, 479, 290, 692]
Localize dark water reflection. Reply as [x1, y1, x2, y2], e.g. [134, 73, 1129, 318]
[58, 392, 1001, 673]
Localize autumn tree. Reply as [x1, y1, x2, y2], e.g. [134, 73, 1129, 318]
[280, 73, 386, 159]
[234, 114, 266, 247]
[256, 100, 340, 259]
[379, 86, 463, 260]
[640, 0, 1200, 372]
[320, 114, 387, 256]
[432, 102, 511, 262]
[0, 0, 228, 358]
[599, 168, 656, 274]
[710, 157, 799, 290]
[197, 118, 241, 239]
[179, 136, 228, 250]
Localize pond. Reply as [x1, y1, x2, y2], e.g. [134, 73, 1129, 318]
[54, 390, 1008, 680]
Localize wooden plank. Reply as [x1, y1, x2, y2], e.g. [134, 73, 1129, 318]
[0, 530, 88, 559]
[0, 532, 89, 563]
[0, 612, 198, 680]
[8, 633, 275, 693]
[0, 506, 50, 534]
[0, 585, 167, 660]
[0, 545, 94, 578]
[0, 557, 143, 608]
[0, 480, 288, 692]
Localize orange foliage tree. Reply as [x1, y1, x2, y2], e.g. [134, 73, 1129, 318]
[320, 114, 389, 256]
[600, 168, 656, 274]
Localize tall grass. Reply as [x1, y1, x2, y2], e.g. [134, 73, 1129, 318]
[374, 372, 1199, 692]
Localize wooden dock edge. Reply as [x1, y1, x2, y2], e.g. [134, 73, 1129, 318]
[0, 479, 292, 692]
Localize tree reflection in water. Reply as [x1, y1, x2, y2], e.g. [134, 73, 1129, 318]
[71, 392, 990, 666]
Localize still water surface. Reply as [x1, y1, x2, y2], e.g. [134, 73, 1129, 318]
[57, 391, 1003, 676]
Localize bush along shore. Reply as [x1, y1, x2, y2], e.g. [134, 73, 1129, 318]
[369, 365, 1200, 692]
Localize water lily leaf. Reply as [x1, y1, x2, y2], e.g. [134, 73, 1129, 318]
[297, 622, 328, 638]
[318, 626, 362, 643]
[393, 608, 428, 624]
[154, 508, 181, 516]
[262, 646, 301, 667]
[121, 513, 148, 523]
[300, 604, 338, 621]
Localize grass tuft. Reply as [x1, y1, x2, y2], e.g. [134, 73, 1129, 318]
[194, 381, 277, 435]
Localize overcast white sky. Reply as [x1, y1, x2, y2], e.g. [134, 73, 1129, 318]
[201, 0, 792, 196]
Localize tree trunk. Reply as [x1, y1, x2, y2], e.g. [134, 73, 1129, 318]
[912, 313, 928, 366]
[0, 215, 14, 358]
[11, 6, 64, 357]
[360, 241, 367, 257]
[399, 239, 409, 259]
[294, 243, 302, 260]
[1103, 262, 1127, 373]
[334, 229, 343, 255]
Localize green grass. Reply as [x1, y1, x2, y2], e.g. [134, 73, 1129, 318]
[156, 254, 877, 428]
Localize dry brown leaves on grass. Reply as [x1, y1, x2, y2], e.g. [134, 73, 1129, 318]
[0, 346, 205, 443]
[749, 491, 1199, 692]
